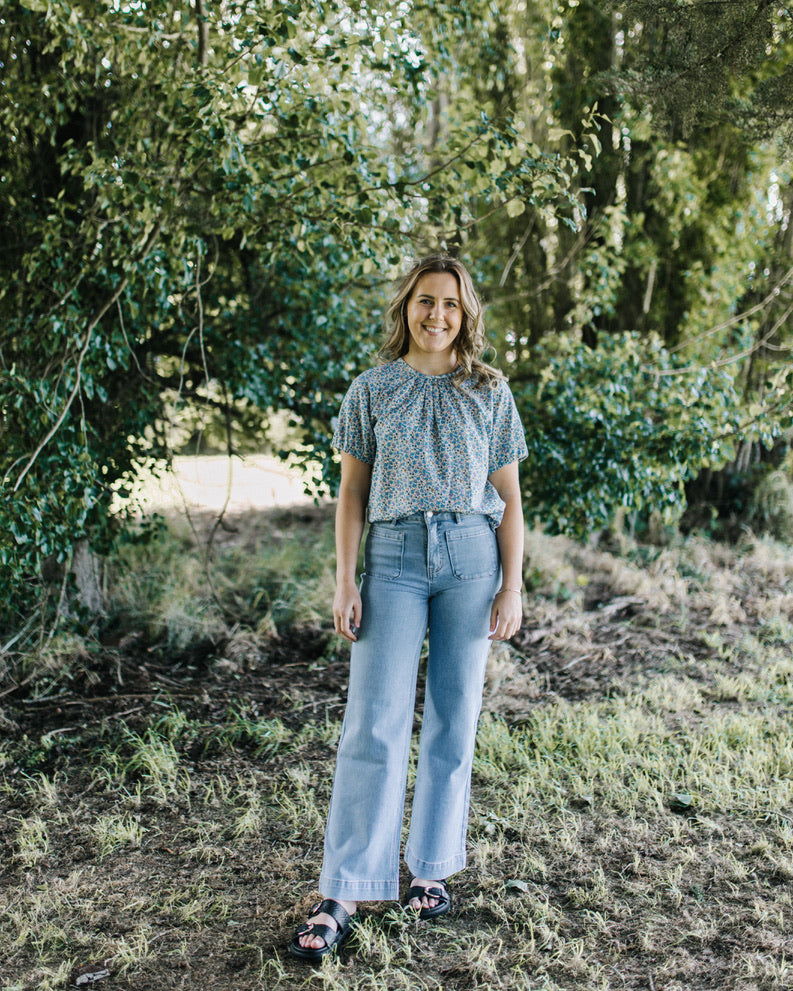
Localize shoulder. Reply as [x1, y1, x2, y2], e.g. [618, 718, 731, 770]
[350, 362, 405, 389]
[488, 376, 519, 406]
[340, 366, 378, 402]
[458, 373, 513, 405]
[345, 361, 410, 400]
[465, 377, 522, 432]
[362, 363, 395, 381]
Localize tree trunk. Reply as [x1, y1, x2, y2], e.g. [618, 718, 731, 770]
[71, 540, 105, 615]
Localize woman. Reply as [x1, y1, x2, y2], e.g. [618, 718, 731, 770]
[289, 255, 527, 960]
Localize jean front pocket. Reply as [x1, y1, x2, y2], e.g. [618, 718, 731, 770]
[446, 526, 499, 580]
[364, 526, 405, 580]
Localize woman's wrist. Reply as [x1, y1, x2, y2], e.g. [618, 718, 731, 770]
[496, 586, 522, 595]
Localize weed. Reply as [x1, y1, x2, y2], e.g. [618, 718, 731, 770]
[90, 812, 145, 857]
[13, 813, 53, 867]
[122, 727, 188, 797]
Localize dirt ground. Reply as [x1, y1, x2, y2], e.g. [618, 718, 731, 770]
[3, 500, 793, 990]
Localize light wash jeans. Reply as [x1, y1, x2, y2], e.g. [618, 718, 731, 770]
[318, 511, 500, 901]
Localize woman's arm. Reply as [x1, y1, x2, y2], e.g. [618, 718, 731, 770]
[487, 460, 524, 641]
[333, 452, 372, 642]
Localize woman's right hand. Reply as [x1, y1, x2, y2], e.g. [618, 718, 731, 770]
[333, 579, 362, 642]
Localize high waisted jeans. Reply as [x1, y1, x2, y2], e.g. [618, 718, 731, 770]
[318, 511, 500, 901]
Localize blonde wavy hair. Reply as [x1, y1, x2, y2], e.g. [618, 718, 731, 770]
[378, 255, 503, 389]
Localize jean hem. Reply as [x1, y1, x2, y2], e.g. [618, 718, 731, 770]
[404, 850, 467, 880]
[318, 876, 401, 902]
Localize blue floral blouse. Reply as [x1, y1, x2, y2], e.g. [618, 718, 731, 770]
[332, 359, 527, 527]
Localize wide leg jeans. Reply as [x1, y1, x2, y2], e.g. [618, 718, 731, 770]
[318, 511, 500, 902]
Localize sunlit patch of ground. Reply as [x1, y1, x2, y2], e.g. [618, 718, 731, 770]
[126, 454, 323, 514]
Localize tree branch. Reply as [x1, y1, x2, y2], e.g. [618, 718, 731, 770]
[195, 0, 209, 68]
[12, 223, 163, 493]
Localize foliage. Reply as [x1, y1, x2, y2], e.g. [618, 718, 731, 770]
[516, 333, 764, 537]
[747, 469, 793, 544]
[611, 1, 793, 142]
[472, 0, 793, 538]
[3, 0, 793, 652]
[0, 0, 587, 643]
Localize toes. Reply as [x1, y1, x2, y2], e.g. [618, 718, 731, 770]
[409, 896, 437, 910]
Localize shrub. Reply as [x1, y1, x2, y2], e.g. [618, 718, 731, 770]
[514, 333, 761, 540]
[747, 469, 793, 544]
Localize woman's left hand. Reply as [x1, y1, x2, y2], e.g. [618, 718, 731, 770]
[488, 589, 522, 641]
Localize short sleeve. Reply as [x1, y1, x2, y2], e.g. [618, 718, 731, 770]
[332, 376, 377, 465]
[489, 381, 528, 473]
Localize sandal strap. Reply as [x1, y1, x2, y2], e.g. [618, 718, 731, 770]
[295, 921, 335, 946]
[310, 898, 353, 932]
[406, 882, 449, 904]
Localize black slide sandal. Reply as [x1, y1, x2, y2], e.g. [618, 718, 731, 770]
[404, 879, 451, 920]
[289, 898, 357, 961]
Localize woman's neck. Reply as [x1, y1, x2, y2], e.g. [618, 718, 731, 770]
[402, 351, 457, 376]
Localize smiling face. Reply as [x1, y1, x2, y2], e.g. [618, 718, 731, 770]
[404, 271, 463, 373]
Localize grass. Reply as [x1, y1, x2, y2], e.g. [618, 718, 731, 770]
[2, 505, 793, 989]
[111, 506, 339, 646]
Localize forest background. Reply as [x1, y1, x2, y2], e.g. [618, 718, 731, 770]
[2, 0, 793, 648]
[0, 0, 793, 988]
[0, 0, 793, 647]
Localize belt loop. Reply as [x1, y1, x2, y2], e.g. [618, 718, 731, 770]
[454, 511, 462, 523]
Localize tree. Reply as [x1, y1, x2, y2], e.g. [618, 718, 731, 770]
[463, 0, 793, 536]
[0, 0, 586, 645]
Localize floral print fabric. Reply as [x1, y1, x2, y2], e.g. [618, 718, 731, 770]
[332, 359, 528, 527]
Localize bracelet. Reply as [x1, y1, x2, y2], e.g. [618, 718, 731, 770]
[497, 587, 522, 595]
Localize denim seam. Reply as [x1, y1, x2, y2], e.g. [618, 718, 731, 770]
[389, 636, 424, 884]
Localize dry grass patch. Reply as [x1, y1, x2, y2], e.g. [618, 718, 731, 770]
[2, 507, 793, 989]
